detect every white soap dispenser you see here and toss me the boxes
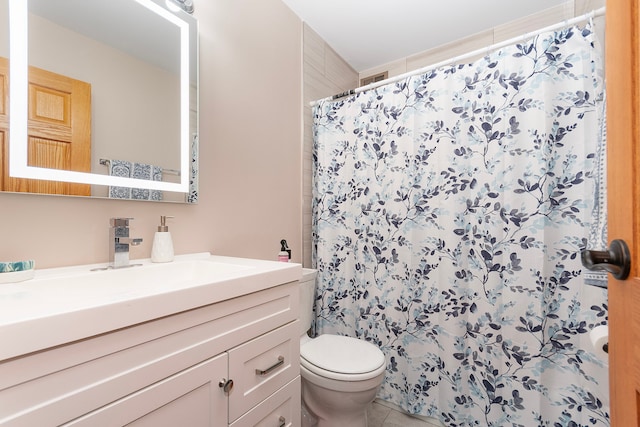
[151,216,174,263]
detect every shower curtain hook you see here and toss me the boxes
[588,9,595,28]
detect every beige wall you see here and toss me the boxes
[0,0,303,269]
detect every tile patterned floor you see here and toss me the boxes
[367,401,445,427]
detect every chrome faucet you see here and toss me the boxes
[109,218,143,269]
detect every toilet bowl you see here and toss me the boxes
[299,269,386,427]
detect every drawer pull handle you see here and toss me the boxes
[218,378,234,393]
[278,416,286,427]
[255,356,284,376]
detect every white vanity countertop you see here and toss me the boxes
[0,253,302,361]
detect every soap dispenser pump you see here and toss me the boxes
[151,216,174,263]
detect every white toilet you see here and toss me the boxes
[299,268,386,427]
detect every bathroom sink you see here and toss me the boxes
[0,253,301,360]
[91,258,254,289]
[1,257,254,305]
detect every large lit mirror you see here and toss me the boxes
[0,0,198,203]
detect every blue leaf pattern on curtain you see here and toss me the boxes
[312,24,608,426]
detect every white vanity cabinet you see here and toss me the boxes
[0,280,301,427]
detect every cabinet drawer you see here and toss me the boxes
[229,321,300,422]
[230,377,301,427]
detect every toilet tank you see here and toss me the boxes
[299,268,318,336]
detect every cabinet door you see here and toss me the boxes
[63,353,228,427]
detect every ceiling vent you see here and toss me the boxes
[360,71,388,87]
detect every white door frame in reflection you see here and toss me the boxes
[8,0,190,192]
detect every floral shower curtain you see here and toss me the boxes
[312,24,609,426]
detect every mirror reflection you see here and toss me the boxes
[0,0,198,203]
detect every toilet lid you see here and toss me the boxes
[300,334,385,374]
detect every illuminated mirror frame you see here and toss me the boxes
[9,0,191,192]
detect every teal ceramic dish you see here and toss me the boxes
[0,260,35,284]
[0,260,35,273]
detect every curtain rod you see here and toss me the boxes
[310,6,606,107]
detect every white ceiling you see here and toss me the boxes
[281,0,572,72]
